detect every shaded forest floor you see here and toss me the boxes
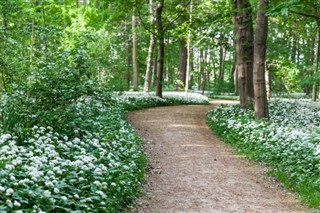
[128,101,310,213]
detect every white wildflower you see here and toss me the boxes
[53,188,60,193]
[6,188,14,195]
[93,181,101,186]
[5,164,14,171]
[45,181,54,188]
[13,200,21,207]
[43,190,51,197]
[61,196,68,202]
[0,134,12,143]
[6,199,13,208]
[315,145,320,155]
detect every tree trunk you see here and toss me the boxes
[124,21,131,89]
[233,65,239,95]
[185,0,193,93]
[132,8,139,91]
[152,50,158,87]
[253,0,269,119]
[177,38,188,90]
[30,18,35,76]
[202,48,209,95]
[144,0,155,92]
[265,61,271,99]
[232,0,254,109]
[313,22,320,101]
[219,44,225,81]
[199,48,205,91]
[155,0,164,98]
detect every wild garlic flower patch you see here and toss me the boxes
[269,99,320,128]
[117,91,209,105]
[0,92,209,212]
[162,92,209,104]
[207,102,320,195]
[0,97,145,212]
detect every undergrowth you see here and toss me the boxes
[0,91,208,212]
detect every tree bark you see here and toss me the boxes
[177,38,187,90]
[155,0,164,98]
[185,0,193,93]
[219,44,225,81]
[265,61,271,99]
[232,0,254,109]
[132,7,139,91]
[152,50,158,87]
[313,22,320,101]
[124,21,131,89]
[253,0,269,119]
[144,0,155,92]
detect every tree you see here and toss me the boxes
[132,6,139,91]
[177,38,187,90]
[144,0,155,92]
[232,0,254,109]
[155,0,164,97]
[253,0,269,119]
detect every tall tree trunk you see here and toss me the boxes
[313,22,320,101]
[232,0,254,109]
[155,0,164,98]
[132,7,139,91]
[304,36,313,95]
[152,50,158,87]
[144,0,155,92]
[199,48,205,91]
[30,18,35,76]
[202,47,209,95]
[177,38,187,90]
[219,44,225,81]
[124,21,131,89]
[185,0,193,92]
[265,61,271,99]
[253,0,269,119]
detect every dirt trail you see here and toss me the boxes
[128,102,309,213]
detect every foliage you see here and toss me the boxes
[207,100,320,208]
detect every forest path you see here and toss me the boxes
[128,101,309,213]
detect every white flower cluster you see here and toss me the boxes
[117,91,209,104]
[0,97,145,212]
[269,99,320,129]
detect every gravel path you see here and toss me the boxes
[128,102,309,213]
